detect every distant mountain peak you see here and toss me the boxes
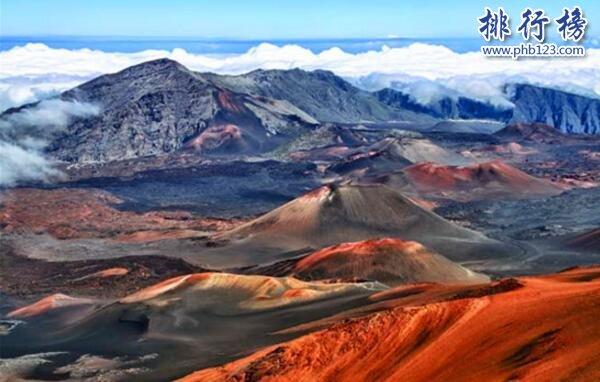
[39,60,324,162]
[124,57,190,73]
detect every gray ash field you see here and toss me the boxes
[65,160,322,217]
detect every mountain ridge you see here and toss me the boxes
[3,58,599,166]
[375,82,600,134]
[48,59,322,162]
[206,68,434,123]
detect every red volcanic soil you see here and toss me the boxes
[0,188,240,240]
[217,90,244,113]
[292,238,488,285]
[81,267,129,278]
[187,124,242,152]
[181,266,600,382]
[403,160,564,201]
[119,273,210,303]
[566,228,600,252]
[7,293,93,319]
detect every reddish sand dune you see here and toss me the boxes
[120,272,373,312]
[7,273,373,320]
[292,238,488,285]
[181,266,600,382]
[402,160,563,201]
[0,188,240,240]
[7,294,93,319]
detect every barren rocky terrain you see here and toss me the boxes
[1,60,599,381]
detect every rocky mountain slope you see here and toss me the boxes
[509,83,600,135]
[47,59,320,162]
[3,59,598,168]
[208,69,433,123]
[1,60,438,164]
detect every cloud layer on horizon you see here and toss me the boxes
[1,42,600,111]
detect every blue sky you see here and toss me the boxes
[1,0,598,39]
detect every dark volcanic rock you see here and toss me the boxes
[0,246,206,303]
[69,160,323,218]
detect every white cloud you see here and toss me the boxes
[0,74,91,111]
[0,99,99,131]
[0,99,99,186]
[352,73,523,109]
[0,141,62,187]
[350,68,600,108]
[1,42,599,111]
